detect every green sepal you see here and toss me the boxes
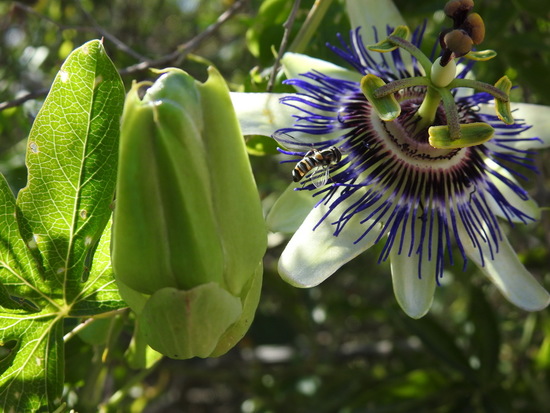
[117,261,263,360]
[139,283,242,359]
[464,49,497,61]
[114,274,150,315]
[367,25,410,52]
[361,74,401,121]
[428,122,494,149]
[494,75,514,125]
[245,135,280,156]
[210,261,263,357]
[112,70,224,294]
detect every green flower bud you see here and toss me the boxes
[112,68,266,359]
[113,71,224,293]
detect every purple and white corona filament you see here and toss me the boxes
[270,20,550,317]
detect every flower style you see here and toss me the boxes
[232,0,550,318]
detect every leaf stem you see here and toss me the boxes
[289,0,335,54]
[268,0,302,91]
[100,358,163,411]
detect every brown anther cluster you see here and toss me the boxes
[439,0,485,66]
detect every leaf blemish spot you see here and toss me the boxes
[94,75,104,89]
[28,236,38,249]
[29,142,39,153]
[80,209,88,219]
[60,70,70,83]
[57,267,65,274]
[84,236,93,246]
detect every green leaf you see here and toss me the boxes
[399,315,475,379]
[245,135,280,156]
[467,285,500,383]
[0,39,125,411]
[0,174,43,315]
[245,0,292,65]
[0,172,63,411]
[0,316,64,412]
[16,40,123,298]
[69,220,125,316]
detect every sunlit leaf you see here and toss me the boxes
[0,39,125,411]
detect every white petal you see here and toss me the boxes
[453,63,476,99]
[345,0,406,45]
[345,0,411,72]
[483,158,540,223]
[512,103,550,147]
[480,102,550,151]
[281,52,362,84]
[278,196,385,288]
[457,223,550,311]
[390,219,437,319]
[230,92,294,136]
[266,184,318,233]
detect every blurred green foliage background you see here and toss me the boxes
[1,0,549,411]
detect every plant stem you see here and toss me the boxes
[289,0,335,54]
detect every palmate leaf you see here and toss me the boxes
[0,39,125,412]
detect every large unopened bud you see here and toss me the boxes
[112,68,266,359]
